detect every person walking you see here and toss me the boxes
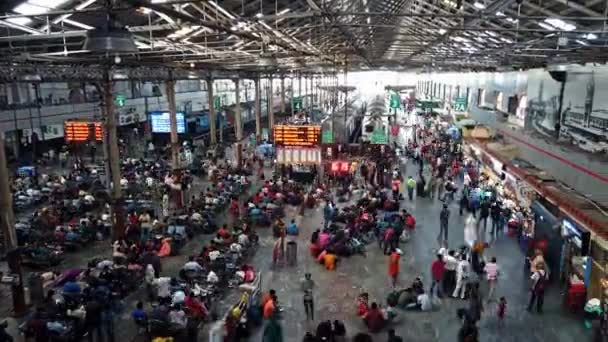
[301,273,315,320]
[527,262,547,313]
[478,200,490,236]
[429,175,437,200]
[452,254,470,299]
[383,226,396,255]
[101,302,115,342]
[459,189,468,216]
[439,204,450,245]
[443,249,459,294]
[430,254,446,298]
[85,296,102,342]
[387,328,403,342]
[497,297,507,328]
[262,314,283,342]
[406,176,416,201]
[490,201,502,239]
[468,283,483,324]
[483,257,500,302]
[388,248,402,288]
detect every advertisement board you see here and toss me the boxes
[149,111,186,133]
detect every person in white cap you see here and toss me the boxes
[388,248,403,288]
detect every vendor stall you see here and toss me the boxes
[561,218,591,294]
[589,238,608,301]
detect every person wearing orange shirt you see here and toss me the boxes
[324,251,337,271]
[263,294,277,319]
[388,248,402,288]
[261,289,276,309]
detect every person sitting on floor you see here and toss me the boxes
[323,250,338,271]
[286,219,299,236]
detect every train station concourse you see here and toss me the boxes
[0,0,608,341]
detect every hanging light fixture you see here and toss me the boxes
[83,0,137,53]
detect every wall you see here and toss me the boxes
[414,65,608,203]
[0,79,261,133]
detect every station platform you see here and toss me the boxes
[0,158,596,342]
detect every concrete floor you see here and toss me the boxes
[1,163,593,341]
[246,166,592,342]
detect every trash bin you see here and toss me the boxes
[286,241,297,266]
[28,273,44,303]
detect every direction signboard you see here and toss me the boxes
[292,97,303,111]
[115,94,126,107]
[453,97,467,112]
[322,130,334,143]
[371,129,388,144]
[389,91,401,109]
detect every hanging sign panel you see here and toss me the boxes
[453,97,468,112]
[371,129,388,144]
[64,121,103,142]
[273,125,321,147]
[322,130,334,143]
[276,147,321,164]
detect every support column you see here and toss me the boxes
[207,78,217,145]
[0,131,25,315]
[298,74,302,99]
[254,77,261,141]
[102,74,125,241]
[165,79,179,169]
[233,79,243,167]
[290,76,295,117]
[268,76,274,130]
[303,75,307,111]
[280,76,286,114]
[309,75,313,113]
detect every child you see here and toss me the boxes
[497,296,507,327]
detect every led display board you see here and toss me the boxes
[149,111,186,133]
[64,121,103,142]
[273,125,321,147]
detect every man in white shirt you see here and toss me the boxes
[441,249,459,294]
[183,256,203,273]
[191,211,203,223]
[418,293,432,311]
[154,277,171,300]
[169,307,187,328]
[238,233,250,246]
[452,255,470,299]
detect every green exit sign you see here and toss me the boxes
[115,94,126,107]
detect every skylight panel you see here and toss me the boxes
[29,0,69,7]
[544,18,576,31]
[6,17,32,26]
[13,0,70,15]
[585,33,598,40]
